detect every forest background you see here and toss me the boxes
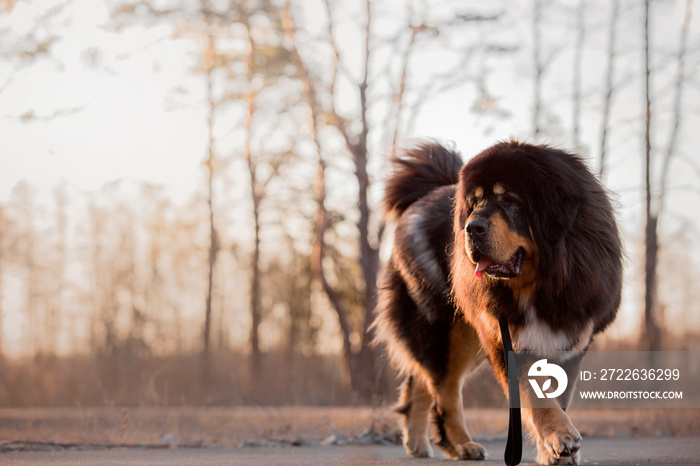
[0,0,699,408]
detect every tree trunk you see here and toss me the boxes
[645,0,693,351]
[352,0,379,401]
[643,215,661,350]
[243,21,262,387]
[641,0,661,351]
[201,33,218,396]
[354,133,379,399]
[49,186,68,357]
[311,162,356,398]
[248,186,262,390]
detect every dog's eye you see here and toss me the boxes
[502,194,520,207]
[463,197,474,213]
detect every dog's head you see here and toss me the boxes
[455,141,583,281]
[462,182,532,279]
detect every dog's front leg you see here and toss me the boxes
[432,375,487,461]
[523,404,581,465]
[430,320,487,460]
[522,354,585,465]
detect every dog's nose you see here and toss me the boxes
[466,218,489,238]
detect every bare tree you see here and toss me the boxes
[48,184,69,355]
[282,0,376,398]
[340,0,381,399]
[111,0,299,398]
[284,0,501,399]
[530,0,568,141]
[642,0,659,351]
[657,0,693,216]
[281,3,355,396]
[201,28,220,393]
[571,0,586,149]
[239,6,283,389]
[231,1,300,390]
[598,0,620,176]
[109,0,228,394]
[641,0,694,351]
[242,35,263,390]
[7,183,41,356]
[532,0,545,138]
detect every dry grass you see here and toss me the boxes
[0,406,697,447]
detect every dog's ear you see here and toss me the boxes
[532,188,581,243]
[527,165,583,243]
[520,147,585,243]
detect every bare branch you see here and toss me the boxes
[386,21,418,155]
[320,0,359,156]
[322,0,341,106]
[533,0,544,138]
[599,0,620,176]
[14,104,90,123]
[657,0,693,216]
[571,0,586,149]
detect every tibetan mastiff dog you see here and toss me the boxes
[372,141,622,464]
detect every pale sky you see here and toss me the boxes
[2,0,698,205]
[1,0,207,204]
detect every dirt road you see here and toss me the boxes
[2,436,699,465]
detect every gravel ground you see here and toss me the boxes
[2,435,700,465]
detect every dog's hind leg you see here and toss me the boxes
[396,375,434,458]
[431,320,487,460]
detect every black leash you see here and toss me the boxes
[498,315,522,466]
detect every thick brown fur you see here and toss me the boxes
[372,140,622,464]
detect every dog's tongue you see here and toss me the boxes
[475,260,492,279]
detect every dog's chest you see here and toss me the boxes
[512,307,595,355]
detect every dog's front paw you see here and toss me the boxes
[536,451,581,465]
[404,434,433,458]
[536,426,581,464]
[456,441,487,460]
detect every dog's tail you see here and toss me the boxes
[384,142,463,220]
